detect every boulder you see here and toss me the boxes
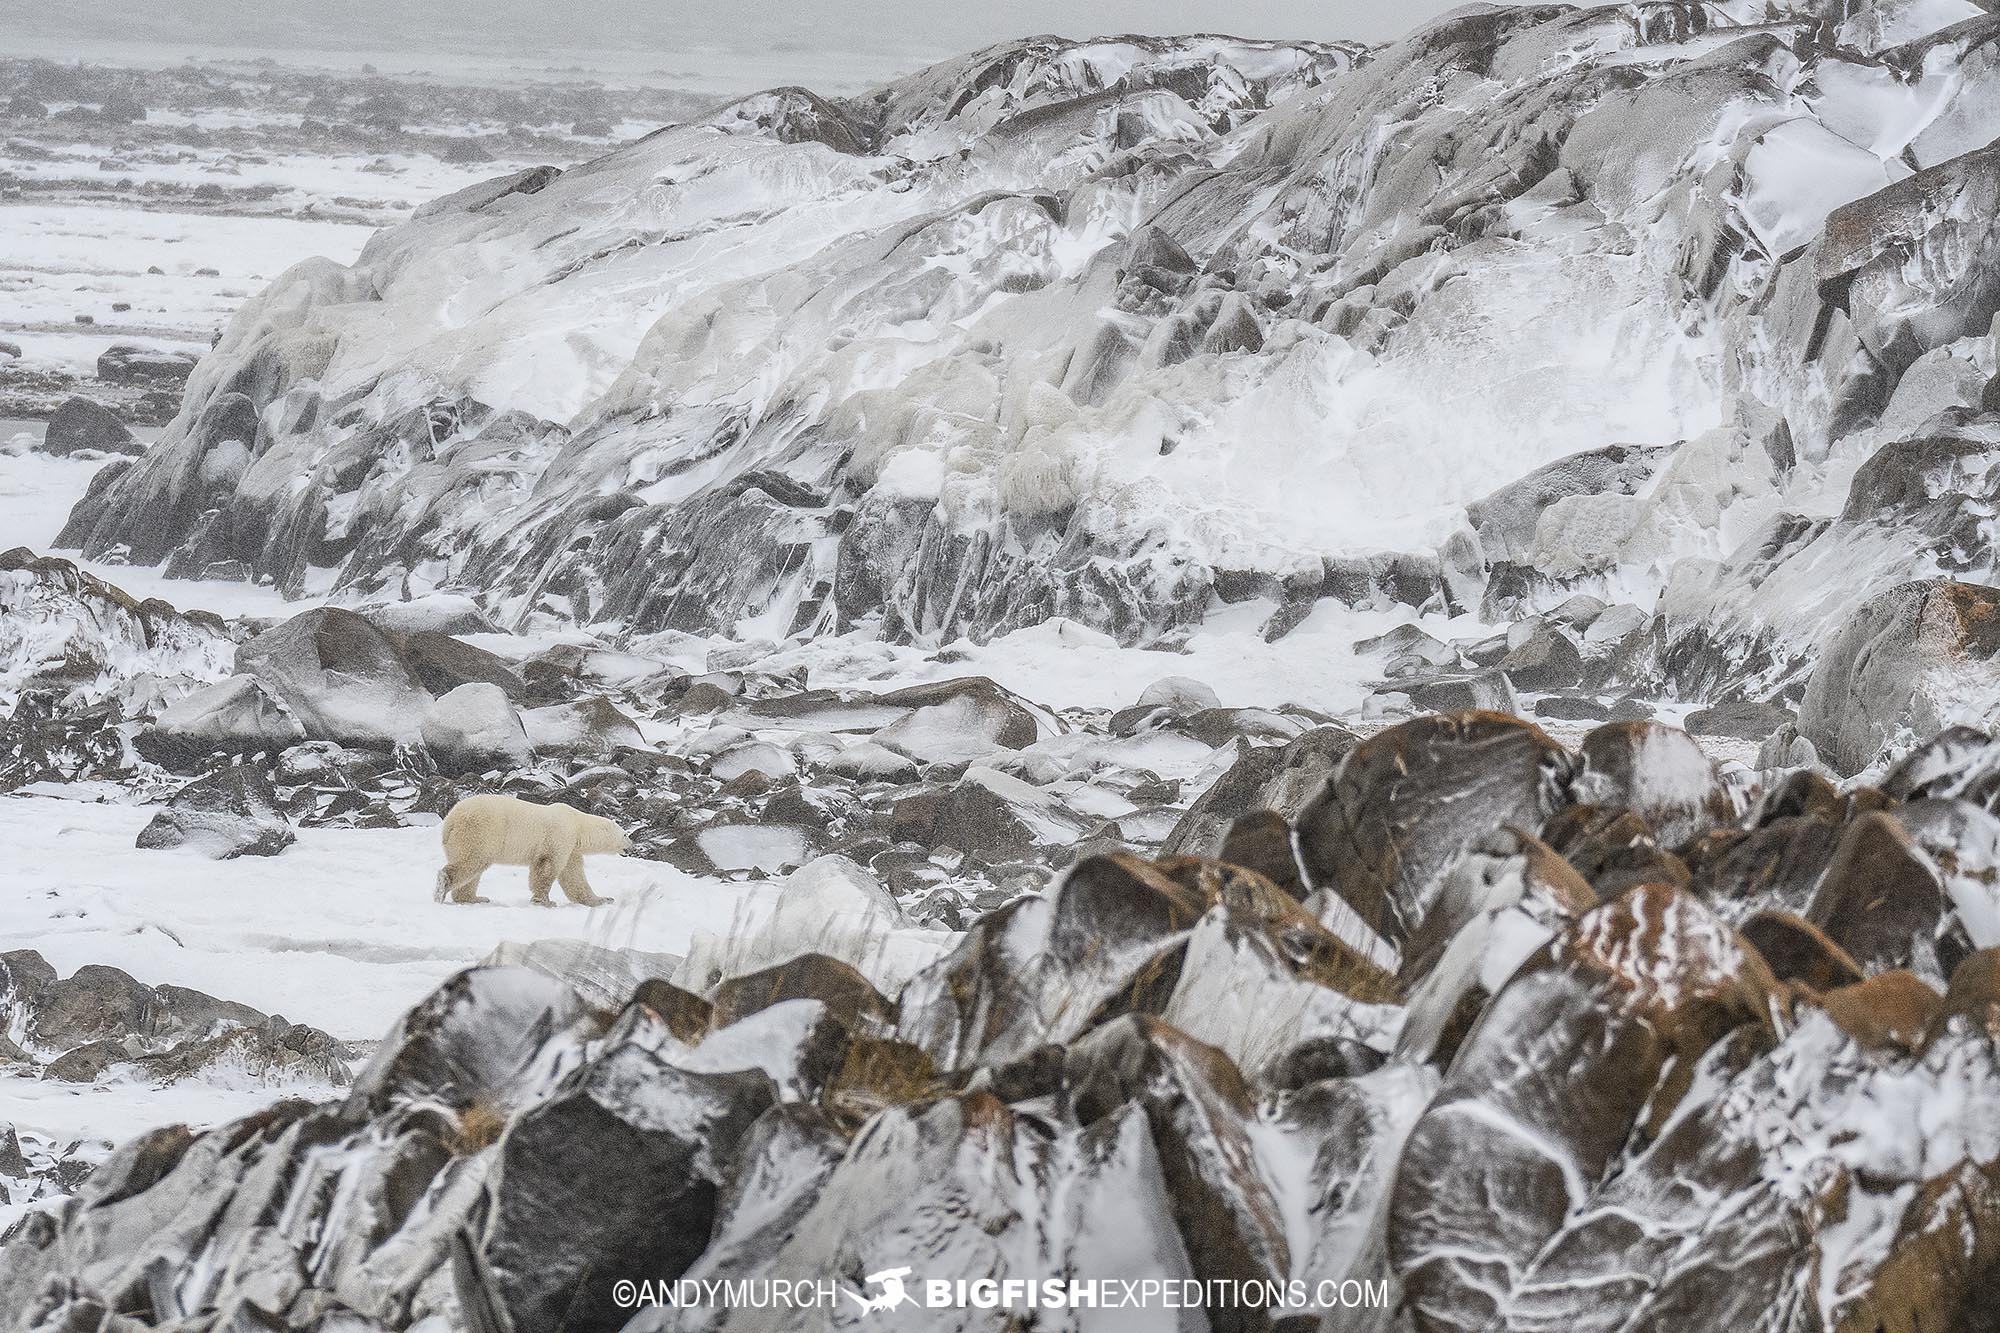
[482,1044,778,1332]
[40,398,139,457]
[1684,697,1793,741]
[1139,674,1223,713]
[1399,669,1518,714]
[358,593,498,636]
[1390,884,1778,1331]
[1819,137,2000,374]
[392,629,525,700]
[709,953,896,1035]
[94,344,199,386]
[676,856,925,996]
[1466,443,1673,562]
[420,682,533,776]
[1295,711,1575,948]
[1495,623,1585,691]
[1570,721,1730,847]
[896,860,1182,1069]
[346,965,599,1122]
[891,766,1077,859]
[134,764,295,858]
[1798,579,2000,773]
[1162,724,1361,856]
[709,740,796,783]
[141,673,306,764]
[519,694,644,757]
[236,607,433,749]
[873,677,1045,765]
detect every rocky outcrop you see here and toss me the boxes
[0,949,351,1091]
[52,7,2000,672]
[0,549,229,704]
[15,708,2000,1333]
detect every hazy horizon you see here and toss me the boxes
[16,0,1483,79]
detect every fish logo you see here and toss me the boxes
[846,1266,916,1315]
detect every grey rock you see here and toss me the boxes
[1161,725,1361,857]
[134,764,296,858]
[1798,579,2000,773]
[40,398,139,457]
[95,344,199,386]
[1466,443,1674,562]
[1296,711,1574,947]
[236,607,434,749]
[1685,697,1795,742]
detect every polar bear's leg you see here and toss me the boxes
[441,862,490,905]
[557,853,612,907]
[528,855,558,907]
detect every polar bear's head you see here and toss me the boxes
[581,813,632,856]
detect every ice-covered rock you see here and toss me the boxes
[419,681,533,775]
[235,606,433,749]
[1138,674,1222,713]
[1571,720,1733,846]
[141,672,305,763]
[0,549,230,707]
[1799,579,2000,773]
[1296,711,1575,949]
[134,763,296,858]
[870,677,1049,764]
[1390,883,1781,1332]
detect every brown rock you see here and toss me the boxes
[1816,971,1942,1054]
[1738,912,1865,992]
[1296,711,1574,947]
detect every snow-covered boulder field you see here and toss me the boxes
[3,706,1999,1333]
[46,2,2000,772]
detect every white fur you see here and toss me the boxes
[435,794,630,906]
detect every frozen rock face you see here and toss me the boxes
[14,709,2000,1333]
[0,549,230,708]
[54,6,2000,676]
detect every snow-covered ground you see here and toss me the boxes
[0,776,796,1231]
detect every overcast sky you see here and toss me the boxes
[26,0,1474,62]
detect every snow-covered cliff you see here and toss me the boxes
[53,1,2000,760]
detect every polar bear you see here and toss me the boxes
[435,794,630,907]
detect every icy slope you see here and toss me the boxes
[53,3,2000,760]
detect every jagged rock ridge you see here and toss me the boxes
[5,707,2000,1332]
[53,3,2000,721]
